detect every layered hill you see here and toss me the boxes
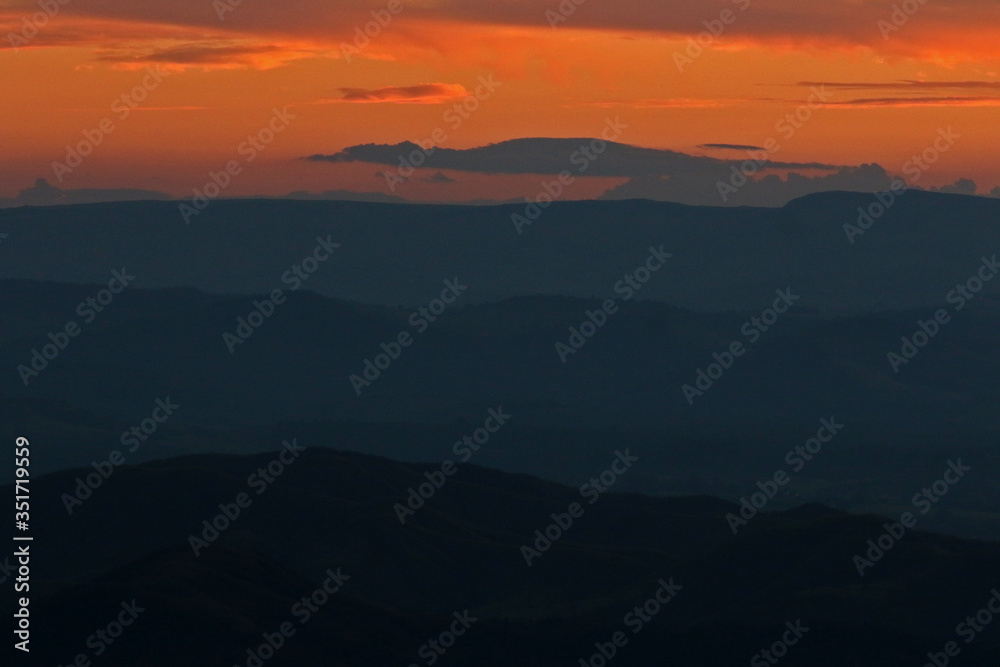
[12,448,1000,666]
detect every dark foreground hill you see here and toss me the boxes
[10,448,1000,666]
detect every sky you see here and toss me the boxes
[1,0,999,203]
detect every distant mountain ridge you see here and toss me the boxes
[2,279,999,543]
[0,178,172,207]
[2,191,998,315]
[0,178,411,209]
[2,280,998,435]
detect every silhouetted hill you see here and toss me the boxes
[3,278,999,540]
[2,281,998,434]
[2,192,999,314]
[13,449,1000,665]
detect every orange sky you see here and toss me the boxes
[1,0,999,201]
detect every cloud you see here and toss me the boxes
[3,0,1000,62]
[86,41,325,69]
[332,84,469,104]
[94,44,283,64]
[788,81,1000,108]
[0,11,326,69]
[302,137,917,207]
[798,80,1000,91]
[307,137,989,207]
[305,137,842,177]
[586,98,756,109]
[933,178,978,195]
[827,96,1000,108]
[698,143,768,151]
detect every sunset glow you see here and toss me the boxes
[3,0,999,200]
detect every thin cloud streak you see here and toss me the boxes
[798,80,1000,91]
[328,84,469,104]
[827,96,1000,108]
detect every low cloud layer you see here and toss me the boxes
[305,137,1000,207]
[306,138,840,178]
[699,143,768,151]
[305,138,903,207]
[335,84,469,104]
